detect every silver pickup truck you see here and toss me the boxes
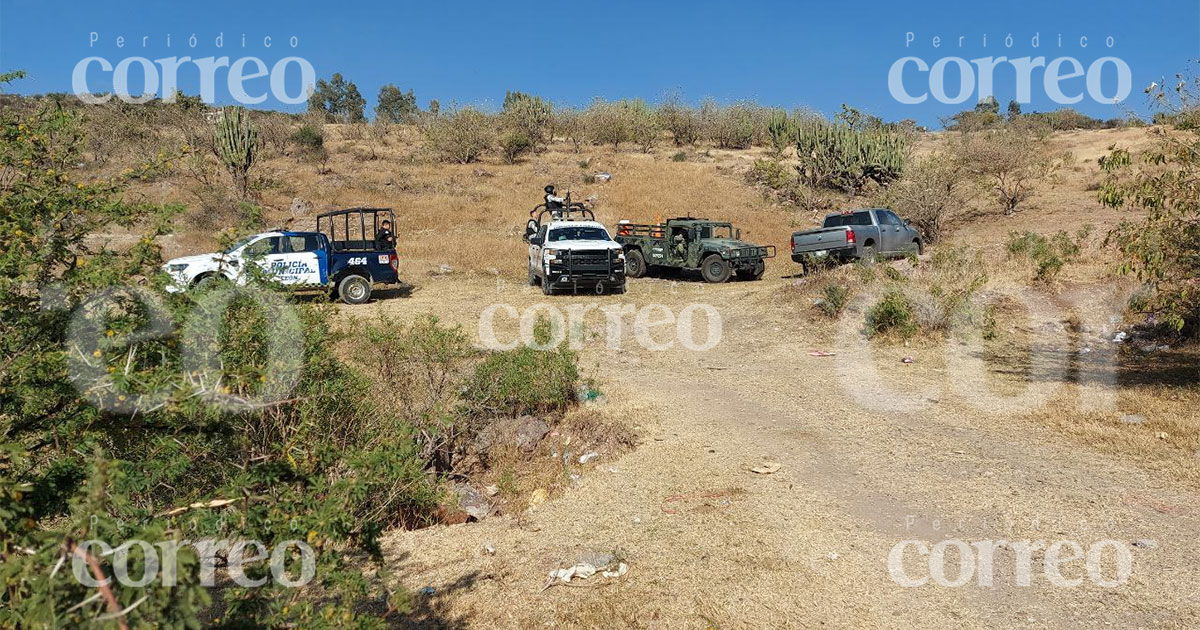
[790,208,922,271]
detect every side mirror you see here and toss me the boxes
[736,228,742,240]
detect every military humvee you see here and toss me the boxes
[613,217,776,283]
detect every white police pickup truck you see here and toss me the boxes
[524,214,626,295]
[163,208,402,304]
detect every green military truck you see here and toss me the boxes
[613,217,776,283]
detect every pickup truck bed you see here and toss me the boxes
[790,208,922,270]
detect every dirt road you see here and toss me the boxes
[365,274,1200,629]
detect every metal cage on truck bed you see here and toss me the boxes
[317,207,396,251]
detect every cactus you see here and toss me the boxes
[766,109,796,156]
[795,119,907,193]
[214,106,258,197]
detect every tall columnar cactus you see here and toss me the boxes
[215,106,258,197]
[795,119,908,193]
[766,109,796,156]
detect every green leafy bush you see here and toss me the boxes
[817,283,850,318]
[500,131,533,164]
[1006,230,1082,281]
[463,345,579,417]
[422,107,495,164]
[866,289,917,338]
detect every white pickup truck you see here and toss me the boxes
[525,219,626,295]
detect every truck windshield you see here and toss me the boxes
[823,212,873,227]
[225,235,256,253]
[700,225,734,239]
[549,226,610,242]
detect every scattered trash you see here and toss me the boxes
[827,551,840,561]
[593,172,612,182]
[1131,539,1158,549]
[543,551,627,590]
[435,263,453,275]
[749,460,782,475]
[482,543,496,556]
[484,484,499,497]
[578,451,599,464]
[1080,347,1092,353]
[576,384,605,406]
[901,356,914,364]
[1120,414,1146,425]
[1111,331,1128,343]
[808,350,836,357]
[419,586,435,596]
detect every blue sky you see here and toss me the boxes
[1,0,1197,127]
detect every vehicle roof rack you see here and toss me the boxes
[530,203,595,226]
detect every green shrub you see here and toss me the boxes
[817,283,850,318]
[670,150,687,162]
[291,123,325,151]
[422,107,495,164]
[1006,230,1081,281]
[0,85,450,628]
[500,131,533,163]
[866,289,917,338]
[463,345,579,417]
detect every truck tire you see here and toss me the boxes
[860,244,877,264]
[194,273,218,289]
[738,260,765,280]
[625,249,647,278]
[338,275,372,305]
[700,254,732,283]
[541,274,554,296]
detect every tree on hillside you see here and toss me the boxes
[952,127,1054,215]
[307,73,366,123]
[1099,71,1200,333]
[1007,100,1022,120]
[658,91,700,146]
[501,90,553,147]
[375,84,419,124]
[876,153,968,243]
[945,97,1004,131]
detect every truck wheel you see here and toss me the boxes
[541,274,554,296]
[700,254,732,283]
[625,249,647,278]
[338,275,372,304]
[861,244,878,264]
[194,273,217,289]
[738,260,765,280]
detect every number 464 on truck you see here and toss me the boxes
[162,208,401,304]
